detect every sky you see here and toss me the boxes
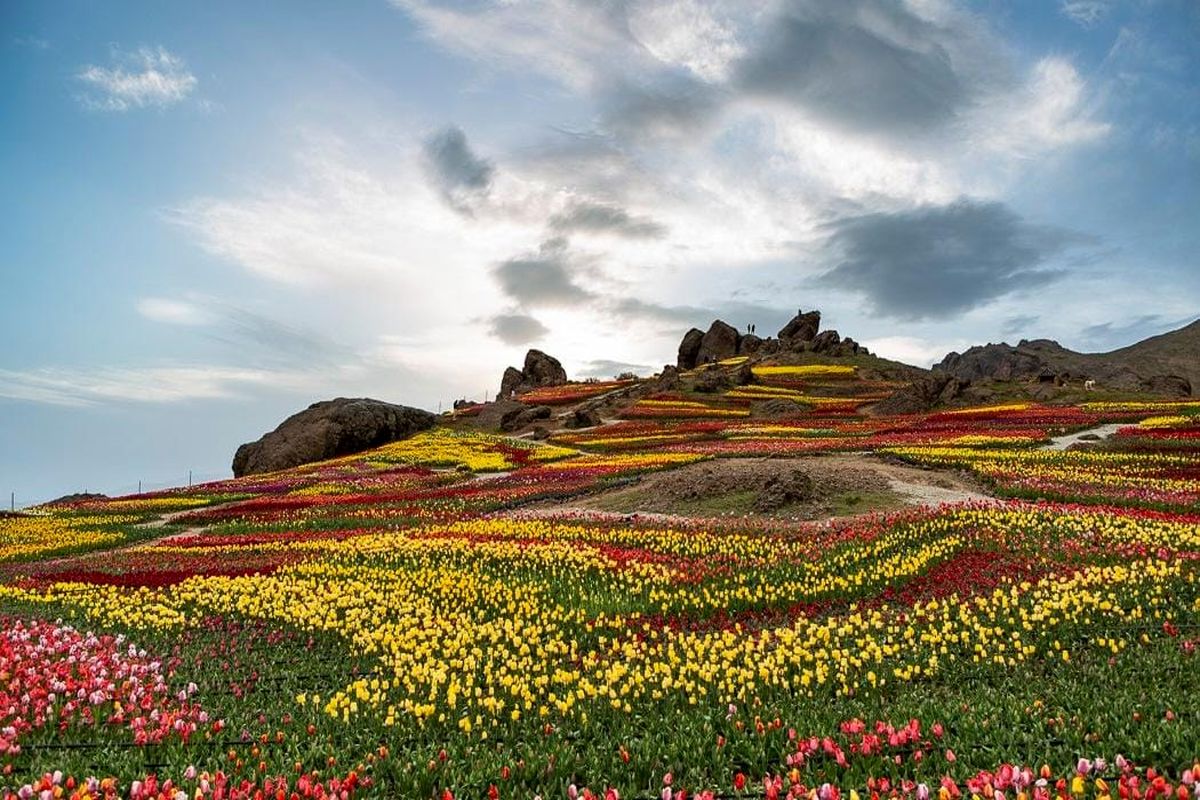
[1,0,1198,504]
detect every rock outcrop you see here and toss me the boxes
[810,330,841,353]
[872,373,970,416]
[497,350,568,399]
[936,342,1052,383]
[672,308,871,372]
[564,407,603,429]
[523,349,568,386]
[696,320,741,364]
[499,404,552,433]
[778,310,821,344]
[232,398,436,477]
[677,328,705,370]
[737,333,764,356]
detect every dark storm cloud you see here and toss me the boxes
[487,313,549,345]
[550,200,666,239]
[733,0,972,135]
[820,199,1093,320]
[422,125,494,213]
[493,238,594,307]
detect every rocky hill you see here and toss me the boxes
[936,318,1200,397]
[227,312,1200,473]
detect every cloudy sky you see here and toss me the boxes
[2,0,1198,503]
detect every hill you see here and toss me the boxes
[936,318,1200,396]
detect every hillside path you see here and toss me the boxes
[1042,423,1125,451]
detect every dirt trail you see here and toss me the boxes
[1042,423,1125,451]
[885,477,992,506]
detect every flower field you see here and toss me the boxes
[3,403,1200,799]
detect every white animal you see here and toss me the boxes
[1084,379,1096,391]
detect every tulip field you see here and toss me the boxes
[4,392,1200,800]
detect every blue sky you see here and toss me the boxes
[1,0,1197,504]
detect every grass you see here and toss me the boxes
[827,489,908,517]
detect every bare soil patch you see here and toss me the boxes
[562,454,991,520]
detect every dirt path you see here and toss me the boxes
[885,477,992,506]
[1042,422,1125,451]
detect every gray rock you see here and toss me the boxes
[655,365,681,391]
[873,373,969,415]
[496,350,568,400]
[499,366,525,400]
[522,349,567,387]
[737,333,764,356]
[778,309,821,342]
[564,407,603,429]
[692,369,734,393]
[810,329,841,353]
[232,398,436,476]
[499,404,552,433]
[677,328,705,369]
[696,320,741,364]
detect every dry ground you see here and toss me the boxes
[542,454,991,521]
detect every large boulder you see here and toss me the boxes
[499,404,552,433]
[696,320,741,364]
[564,406,603,429]
[677,328,705,369]
[810,329,841,353]
[737,333,764,356]
[499,367,525,400]
[523,349,567,387]
[496,350,568,399]
[779,309,821,343]
[232,398,436,477]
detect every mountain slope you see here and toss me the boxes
[936,318,1200,396]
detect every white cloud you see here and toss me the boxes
[974,57,1111,157]
[76,46,197,111]
[0,366,285,407]
[1061,1,1111,27]
[627,0,752,83]
[861,336,967,368]
[137,297,213,325]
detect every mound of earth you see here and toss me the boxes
[232,398,436,476]
[569,455,990,520]
[42,492,109,506]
